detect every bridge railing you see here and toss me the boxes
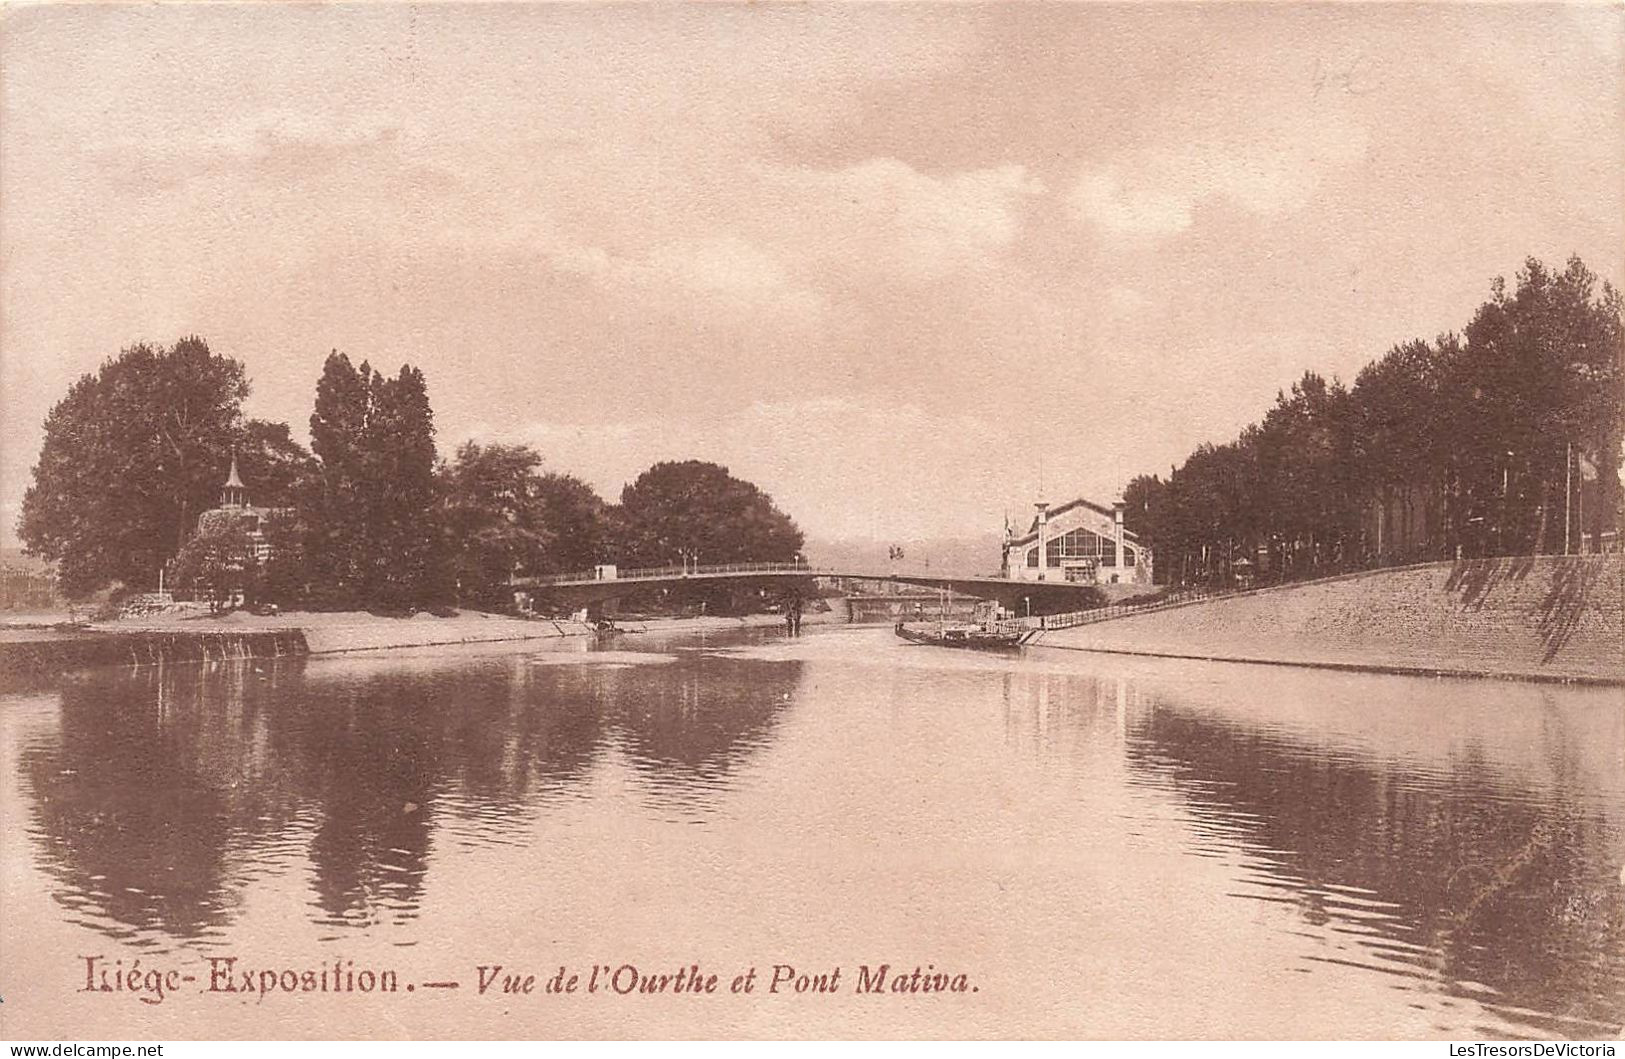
[1031,559,1498,632]
[527,560,819,586]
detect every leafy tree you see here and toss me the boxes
[439,442,554,607]
[438,443,613,606]
[237,419,318,509]
[1456,256,1622,554]
[1126,255,1622,585]
[1346,335,1461,560]
[18,337,249,597]
[170,520,259,612]
[533,472,609,574]
[259,509,310,606]
[615,460,803,567]
[1120,474,1169,583]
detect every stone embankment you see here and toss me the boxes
[0,606,839,680]
[0,610,598,679]
[1027,555,1624,685]
[0,628,309,677]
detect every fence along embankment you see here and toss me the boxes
[1026,555,1624,684]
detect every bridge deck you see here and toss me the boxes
[513,562,1106,608]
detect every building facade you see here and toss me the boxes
[1000,497,1153,586]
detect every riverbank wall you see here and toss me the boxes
[297,615,594,654]
[1027,555,1624,685]
[0,629,310,678]
[0,605,830,682]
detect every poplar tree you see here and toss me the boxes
[371,365,443,607]
[305,352,448,608]
[306,352,374,602]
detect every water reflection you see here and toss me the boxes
[1122,672,1625,1037]
[10,633,1622,1039]
[19,644,802,947]
[615,656,798,815]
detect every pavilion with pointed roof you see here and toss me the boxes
[195,452,276,563]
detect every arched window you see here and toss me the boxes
[1047,528,1112,565]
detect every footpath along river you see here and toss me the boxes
[1,625,1620,1040]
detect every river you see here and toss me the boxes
[2,625,1621,1039]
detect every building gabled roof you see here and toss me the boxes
[1006,496,1143,549]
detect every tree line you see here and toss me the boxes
[1122,256,1623,586]
[19,347,804,611]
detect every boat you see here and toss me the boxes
[893,620,1023,650]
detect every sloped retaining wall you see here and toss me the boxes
[1027,555,1624,684]
[0,629,309,679]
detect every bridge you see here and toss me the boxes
[512,561,1102,614]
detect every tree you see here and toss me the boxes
[533,473,609,574]
[1457,256,1622,554]
[170,520,259,612]
[439,442,554,607]
[370,365,444,607]
[1124,254,1622,579]
[305,352,374,601]
[304,352,449,609]
[259,509,311,606]
[615,460,803,567]
[18,337,249,597]
[1121,474,1169,583]
[237,419,318,509]
[439,443,614,606]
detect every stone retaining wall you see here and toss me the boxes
[0,629,309,680]
[1029,555,1624,684]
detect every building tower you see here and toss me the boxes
[220,452,247,509]
[1035,501,1050,581]
[1113,499,1126,572]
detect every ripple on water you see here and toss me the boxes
[528,651,678,667]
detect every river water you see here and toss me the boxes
[2,625,1621,1040]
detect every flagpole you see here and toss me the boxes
[1577,450,1585,553]
[1564,441,1572,556]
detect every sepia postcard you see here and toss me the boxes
[1,1,1622,1044]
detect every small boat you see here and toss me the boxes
[894,620,1023,651]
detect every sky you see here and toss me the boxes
[2,2,1621,550]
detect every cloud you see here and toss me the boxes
[1068,119,1369,237]
[764,157,1045,280]
[552,234,824,322]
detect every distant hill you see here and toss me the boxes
[802,534,1005,579]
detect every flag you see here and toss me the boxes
[1576,450,1598,482]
